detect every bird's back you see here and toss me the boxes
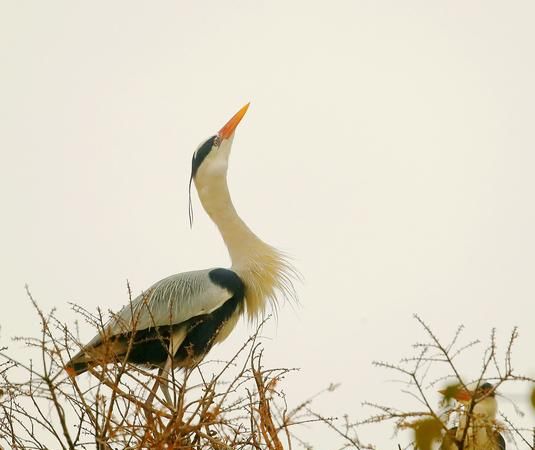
[66,268,245,375]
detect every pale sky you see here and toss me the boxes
[1,1,535,448]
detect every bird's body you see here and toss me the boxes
[67,268,245,374]
[442,426,505,450]
[440,383,505,450]
[65,104,296,395]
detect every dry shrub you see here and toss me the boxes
[0,288,362,450]
[358,315,535,450]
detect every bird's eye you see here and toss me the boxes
[213,136,221,147]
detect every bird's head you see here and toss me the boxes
[442,382,496,402]
[191,103,250,184]
[440,382,498,419]
[188,103,250,225]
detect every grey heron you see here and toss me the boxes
[440,382,505,450]
[65,104,296,404]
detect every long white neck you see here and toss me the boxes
[195,172,295,320]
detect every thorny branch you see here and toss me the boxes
[0,291,358,449]
[360,315,535,450]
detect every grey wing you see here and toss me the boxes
[87,269,232,346]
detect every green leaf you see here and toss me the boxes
[439,383,461,406]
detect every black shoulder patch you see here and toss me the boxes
[209,268,245,299]
[191,135,217,178]
[497,432,506,450]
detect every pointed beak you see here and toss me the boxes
[439,387,472,402]
[218,103,250,140]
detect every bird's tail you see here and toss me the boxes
[64,351,90,377]
[64,337,128,377]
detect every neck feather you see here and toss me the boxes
[195,174,297,320]
[474,397,497,421]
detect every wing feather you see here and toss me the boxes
[88,269,232,346]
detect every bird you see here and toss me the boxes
[65,103,297,404]
[440,382,505,450]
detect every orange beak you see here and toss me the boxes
[218,103,250,140]
[439,387,472,402]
